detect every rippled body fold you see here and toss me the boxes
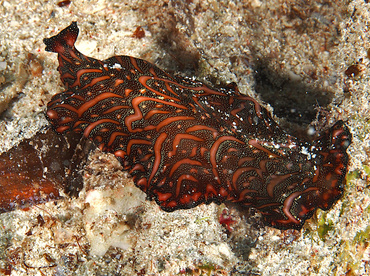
[44,22,351,230]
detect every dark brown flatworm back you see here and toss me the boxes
[44,22,351,230]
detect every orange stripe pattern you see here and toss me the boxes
[44,22,351,230]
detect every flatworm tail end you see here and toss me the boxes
[278,120,351,230]
[43,22,79,53]
[313,120,351,209]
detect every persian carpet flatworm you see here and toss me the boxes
[44,22,351,230]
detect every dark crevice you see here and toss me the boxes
[252,60,334,139]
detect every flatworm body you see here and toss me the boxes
[44,22,351,230]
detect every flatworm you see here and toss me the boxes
[44,22,351,230]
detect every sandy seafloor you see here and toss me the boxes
[0,0,369,275]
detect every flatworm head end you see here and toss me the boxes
[43,21,79,54]
[44,22,92,133]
